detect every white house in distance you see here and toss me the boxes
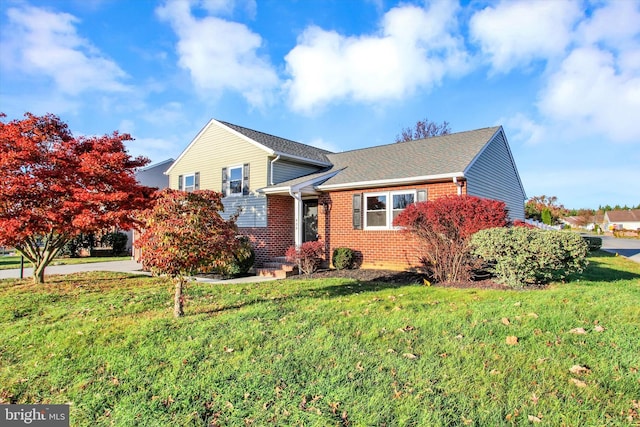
[604,209,640,231]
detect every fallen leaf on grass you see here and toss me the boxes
[224,346,234,353]
[569,365,591,375]
[531,393,539,405]
[403,353,418,359]
[528,312,539,318]
[528,414,542,423]
[501,317,510,325]
[506,336,519,345]
[569,328,587,334]
[594,325,605,332]
[570,378,587,387]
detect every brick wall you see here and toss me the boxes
[318,181,464,270]
[239,195,294,266]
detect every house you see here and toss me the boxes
[136,158,174,189]
[604,209,640,231]
[165,119,526,272]
[131,159,174,256]
[561,214,604,231]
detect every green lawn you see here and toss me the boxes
[0,256,131,270]
[1,251,638,426]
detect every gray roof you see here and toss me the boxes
[263,126,501,191]
[220,121,333,165]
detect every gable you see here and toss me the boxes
[167,120,269,192]
[465,128,526,220]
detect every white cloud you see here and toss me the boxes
[0,5,129,95]
[503,113,547,146]
[156,0,278,107]
[469,0,582,73]
[538,46,640,143]
[284,1,469,113]
[575,1,640,49]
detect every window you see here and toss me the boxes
[365,193,387,228]
[184,174,195,192]
[222,164,250,197]
[229,166,242,195]
[178,172,199,192]
[363,190,416,229]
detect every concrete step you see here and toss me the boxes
[256,268,296,279]
[262,261,296,271]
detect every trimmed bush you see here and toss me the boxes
[582,236,602,251]
[394,195,509,283]
[286,241,324,275]
[215,236,255,277]
[332,247,355,270]
[471,228,589,288]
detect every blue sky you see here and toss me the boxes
[1,0,638,210]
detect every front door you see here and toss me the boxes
[302,199,318,242]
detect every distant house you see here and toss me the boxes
[561,214,604,231]
[165,119,526,273]
[130,159,174,255]
[136,158,174,189]
[604,209,640,231]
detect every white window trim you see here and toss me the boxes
[364,190,417,230]
[227,164,243,197]
[183,172,196,192]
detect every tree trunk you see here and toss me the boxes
[33,262,46,284]
[174,278,185,317]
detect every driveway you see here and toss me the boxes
[598,235,640,263]
[0,259,277,283]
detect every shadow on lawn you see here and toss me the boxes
[199,274,420,315]
[578,252,640,283]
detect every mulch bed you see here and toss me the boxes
[294,268,512,290]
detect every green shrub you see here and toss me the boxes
[582,236,602,251]
[471,228,589,288]
[215,236,255,277]
[332,247,355,270]
[101,232,128,255]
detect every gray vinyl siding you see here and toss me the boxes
[465,130,526,221]
[221,194,267,228]
[271,159,324,184]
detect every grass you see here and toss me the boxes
[0,256,131,270]
[1,251,639,426]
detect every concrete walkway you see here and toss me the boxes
[0,259,278,283]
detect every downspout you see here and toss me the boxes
[453,176,465,196]
[270,154,281,186]
[289,188,303,247]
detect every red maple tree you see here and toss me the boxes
[134,189,240,317]
[0,113,154,283]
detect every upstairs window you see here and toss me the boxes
[222,164,250,197]
[229,166,242,195]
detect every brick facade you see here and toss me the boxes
[241,181,465,270]
[239,195,294,266]
[317,181,464,270]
